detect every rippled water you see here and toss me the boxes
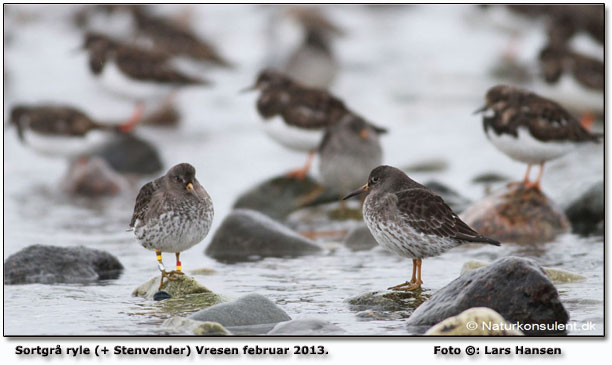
[3,4,604,336]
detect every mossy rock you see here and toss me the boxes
[162,317,230,336]
[347,290,431,320]
[425,307,524,336]
[133,275,212,299]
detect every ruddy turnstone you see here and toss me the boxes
[81,32,209,124]
[318,114,385,206]
[244,69,372,179]
[537,44,603,117]
[475,85,601,189]
[131,6,232,68]
[343,165,500,291]
[9,104,134,158]
[129,163,214,290]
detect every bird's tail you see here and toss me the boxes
[457,233,501,246]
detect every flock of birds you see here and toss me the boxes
[6,5,603,293]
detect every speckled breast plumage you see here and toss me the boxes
[362,192,461,259]
[134,195,214,253]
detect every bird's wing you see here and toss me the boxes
[281,89,348,129]
[520,93,600,142]
[116,47,206,85]
[129,179,159,227]
[394,189,499,245]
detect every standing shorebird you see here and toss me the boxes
[129,163,214,290]
[343,166,500,291]
[475,85,601,190]
[318,114,385,209]
[81,32,209,127]
[244,69,370,179]
[280,7,343,89]
[131,6,232,68]
[9,104,134,158]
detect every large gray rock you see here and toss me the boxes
[564,181,603,236]
[406,257,569,335]
[91,133,163,176]
[342,224,378,251]
[205,209,322,261]
[233,175,339,220]
[61,157,129,197]
[4,244,123,284]
[189,294,291,330]
[268,319,346,335]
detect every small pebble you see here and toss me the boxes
[153,291,172,301]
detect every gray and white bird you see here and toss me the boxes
[318,114,385,202]
[343,166,500,291]
[129,163,214,290]
[475,85,601,190]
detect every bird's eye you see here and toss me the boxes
[370,176,380,184]
[175,176,182,182]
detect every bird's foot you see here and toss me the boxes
[286,168,309,180]
[164,270,184,281]
[388,280,422,291]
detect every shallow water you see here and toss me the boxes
[3,4,604,336]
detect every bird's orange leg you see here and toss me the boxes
[119,102,145,133]
[580,112,595,131]
[286,150,315,180]
[167,252,184,277]
[525,162,544,190]
[388,259,422,291]
[522,164,532,186]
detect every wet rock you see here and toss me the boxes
[461,260,586,284]
[425,307,524,336]
[4,244,123,284]
[91,133,163,176]
[403,158,449,173]
[423,180,472,213]
[133,274,212,299]
[471,172,511,184]
[189,294,291,331]
[563,181,603,236]
[133,275,226,315]
[347,290,430,321]
[285,201,362,242]
[461,184,570,244]
[205,209,322,261]
[267,319,346,335]
[161,317,230,336]
[233,175,339,220]
[61,157,129,196]
[343,224,378,251]
[406,257,569,335]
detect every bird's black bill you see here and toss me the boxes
[472,105,488,115]
[343,184,368,200]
